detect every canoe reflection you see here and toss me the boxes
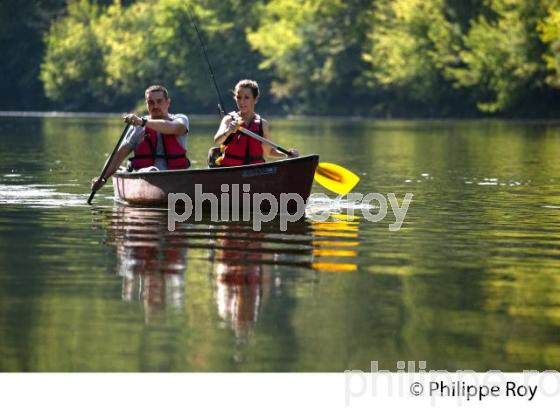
[212,230,271,340]
[102,206,360,327]
[108,208,187,323]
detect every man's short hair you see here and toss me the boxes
[145,85,169,100]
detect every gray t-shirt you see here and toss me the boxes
[121,113,189,170]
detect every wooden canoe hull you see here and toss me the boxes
[112,154,319,210]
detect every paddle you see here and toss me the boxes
[237,125,360,195]
[87,124,130,204]
[187,9,359,195]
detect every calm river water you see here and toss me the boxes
[0,116,559,371]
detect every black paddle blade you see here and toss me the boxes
[87,190,95,205]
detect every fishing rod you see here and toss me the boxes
[186,9,360,195]
[187,9,228,117]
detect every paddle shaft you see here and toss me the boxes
[238,126,291,156]
[236,127,354,189]
[87,124,130,204]
[238,125,356,188]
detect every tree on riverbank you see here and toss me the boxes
[0,1,66,110]
[8,0,560,116]
[40,0,271,113]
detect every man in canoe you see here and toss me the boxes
[91,85,190,191]
[210,79,298,167]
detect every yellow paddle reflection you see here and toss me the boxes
[309,218,360,272]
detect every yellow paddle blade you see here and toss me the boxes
[314,162,360,195]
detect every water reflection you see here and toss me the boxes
[209,228,276,363]
[212,229,271,339]
[104,206,187,323]
[102,206,361,331]
[4,117,560,371]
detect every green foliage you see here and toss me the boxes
[362,0,466,113]
[0,0,66,109]
[95,0,230,109]
[41,0,106,109]
[10,0,560,116]
[247,0,374,114]
[447,0,553,113]
[361,0,560,115]
[539,5,560,88]
[40,0,268,112]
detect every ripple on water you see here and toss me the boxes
[0,183,87,207]
[306,195,376,217]
[102,206,363,275]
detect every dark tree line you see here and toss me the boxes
[3,0,560,117]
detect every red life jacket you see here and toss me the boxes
[216,113,265,167]
[130,126,190,170]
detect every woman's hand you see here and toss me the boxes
[225,116,241,135]
[287,148,299,158]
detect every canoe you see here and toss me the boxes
[112,154,319,211]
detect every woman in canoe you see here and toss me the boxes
[210,79,298,167]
